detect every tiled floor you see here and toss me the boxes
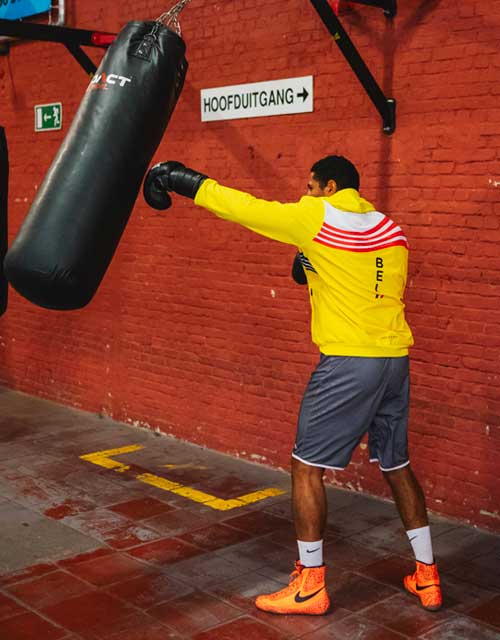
[0,388,499,639]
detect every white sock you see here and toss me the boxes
[297,539,323,567]
[406,525,434,564]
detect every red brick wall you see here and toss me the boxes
[0,0,499,531]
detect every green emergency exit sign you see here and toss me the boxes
[34,103,62,132]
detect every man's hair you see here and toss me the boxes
[311,155,360,191]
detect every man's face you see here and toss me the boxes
[306,172,337,197]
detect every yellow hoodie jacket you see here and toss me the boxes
[195,179,413,357]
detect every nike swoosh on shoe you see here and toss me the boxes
[294,587,325,603]
[416,583,439,591]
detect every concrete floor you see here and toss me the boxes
[0,387,499,639]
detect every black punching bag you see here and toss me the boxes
[4,21,187,310]
[0,127,8,316]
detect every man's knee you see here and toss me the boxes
[383,464,412,481]
[382,465,424,497]
[291,457,325,482]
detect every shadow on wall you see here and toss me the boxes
[177,2,444,213]
[2,55,27,111]
[346,0,442,212]
[180,78,306,198]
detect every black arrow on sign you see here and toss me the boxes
[297,87,309,102]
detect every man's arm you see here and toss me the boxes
[195,179,322,246]
[143,162,323,247]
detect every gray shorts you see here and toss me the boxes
[292,355,410,472]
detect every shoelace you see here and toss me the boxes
[417,564,439,585]
[289,561,303,583]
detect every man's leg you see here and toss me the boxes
[382,464,428,530]
[255,354,356,616]
[383,464,442,611]
[292,457,326,569]
[292,457,326,540]
[254,457,330,615]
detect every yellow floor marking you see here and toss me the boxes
[137,472,285,510]
[163,464,209,470]
[81,445,286,510]
[79,444,144,473]
[205,488,286,511]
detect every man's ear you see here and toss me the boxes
[325,179,337,195]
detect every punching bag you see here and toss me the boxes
[0,127,8,316]
[4,20,187,310]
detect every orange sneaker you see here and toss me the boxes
[255,561,330,615]
[404,561,442,611]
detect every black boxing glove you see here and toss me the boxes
[143,161,208,210]
[143,162,174,210]
[292,252,307,285]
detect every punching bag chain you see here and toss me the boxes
[156,0,193,36]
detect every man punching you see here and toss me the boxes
[143,155,442,615]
